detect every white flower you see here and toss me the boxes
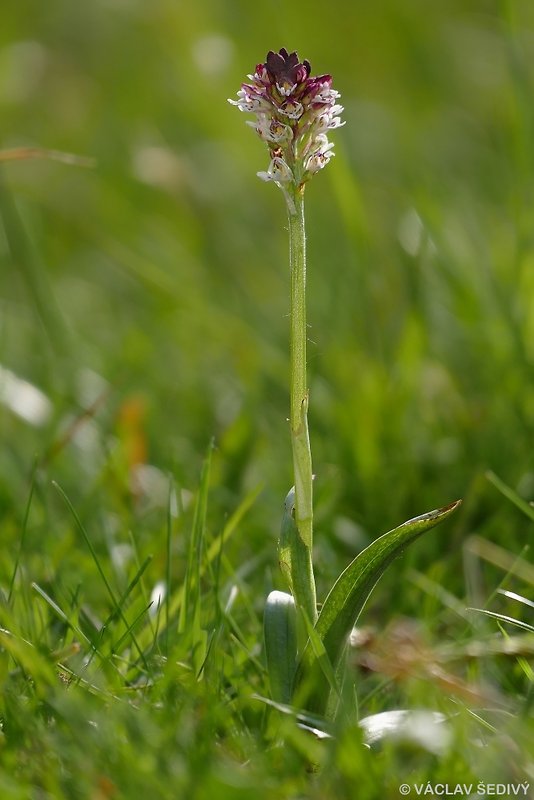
[257,156,294,184]
[305,140,335,175]
[248,117,293,144]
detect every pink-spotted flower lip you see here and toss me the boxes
[229,48,344,198]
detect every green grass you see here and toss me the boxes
[1,1,533,796]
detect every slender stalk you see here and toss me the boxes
[287,186,317,624]
[230,48,343,630]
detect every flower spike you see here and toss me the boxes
[229,48,344,195]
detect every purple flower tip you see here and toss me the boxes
[264,48,311,88]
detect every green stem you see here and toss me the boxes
[287,187,317,624]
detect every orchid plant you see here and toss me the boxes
[230,49,460,719]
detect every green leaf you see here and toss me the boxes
[298,500,461,712]
[264,591,297,704]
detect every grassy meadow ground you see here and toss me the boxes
[1,1,533,797]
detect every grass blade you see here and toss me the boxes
[178,443,213,675]
[0,176,67,353]
[178,443,212,635]
[8,462,37,603]
[52,481,149,671]
[486,470,534,522]
[0,146,94,166]
[466,608,534,633]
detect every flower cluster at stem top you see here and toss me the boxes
[229,48,344,199]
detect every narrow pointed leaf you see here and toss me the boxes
[298,500,461,709]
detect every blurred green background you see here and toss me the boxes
[1,0,533,606]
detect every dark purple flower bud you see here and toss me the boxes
[265,49,311,89]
